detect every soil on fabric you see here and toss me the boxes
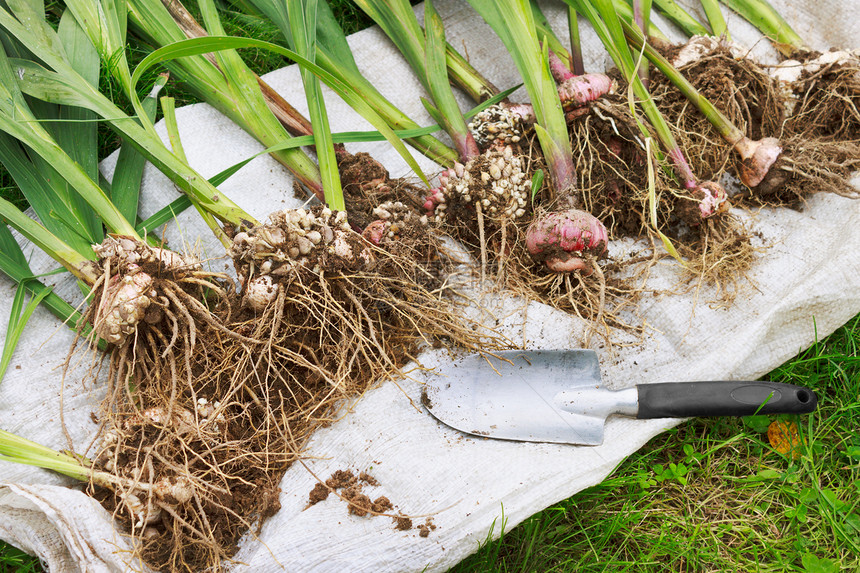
[307,469,399,520]
[417,517,437,538]
[82,189,501,572]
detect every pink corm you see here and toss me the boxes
[525,209,608,273]
[423,163,465,214]
[557,74,614,108]
[547,48,613,109]
[695,182,729,219]
[361,220,387,246]
[736,137,782,188]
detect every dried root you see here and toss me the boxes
[777,49,860,140]
[754,135,860,202]
[79,208,503,572]
[672,214,760,308]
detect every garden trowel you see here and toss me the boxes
[422,349,817,445]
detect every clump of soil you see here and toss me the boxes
[337,149,425,230]
[417,517,437,538]
[308,469,396,520]
[308,482,330,505]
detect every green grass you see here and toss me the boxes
[0,543,44,573]
[1,2,858,571]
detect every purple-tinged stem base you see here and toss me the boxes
[667,147,699,190]
[548,48,575,82]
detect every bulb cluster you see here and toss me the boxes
[468,104,527,148]
[231,208,372,311]
[363,201,430,246]
[426,146,531,224]
[196,398,225,430]
[117,473,195,529]
[95,273,156,345]
[91,236,199,346]
[93,235,196,273]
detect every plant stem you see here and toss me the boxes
[621,18,782,188]
[633,0,652,88]
[0,197,99,285]
[444,43,500,103]
[700,0,729,39]
[161,96,232,246]
[568,5,585,75]
[612,0,671,42]
[718,0,807,57]
[285,0,345,211]
[324,56,459,166]
[0,429,124,489]
[530,1,572,70]
[351,0,479,162]
[652,0,712,37]
[532,0,670,64]
[425,0,480,161]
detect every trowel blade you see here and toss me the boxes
[422,349,610,445]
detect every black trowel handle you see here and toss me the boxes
[636,381,817,419]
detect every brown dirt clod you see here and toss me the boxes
[308,483,330,506]
[394,515,413,531]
